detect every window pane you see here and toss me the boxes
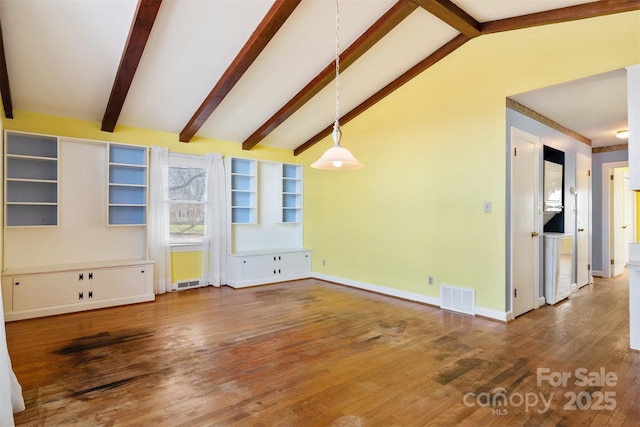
[170,203,205,243]
[169,167,206,202]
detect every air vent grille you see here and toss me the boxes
[440,284,475,315]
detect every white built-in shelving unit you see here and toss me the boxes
[108,143,148,225]
[2,131,153,321]
[229,157,257,224]
[282,163,303,223]
[226,157,310,288]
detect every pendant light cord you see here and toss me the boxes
[334,0,340,127]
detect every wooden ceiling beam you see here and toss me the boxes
[481,0,640,34]
[101,0,163,132]
[411,0,480,37]
[294,34,470,156]
[0,19,13,119]
[242,0,417,150]
[294,1,638,156]
[179,0,301,143]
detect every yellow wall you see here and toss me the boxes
[297,11,640,312]
[171,251,203,283]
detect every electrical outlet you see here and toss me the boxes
[428,276,434,286]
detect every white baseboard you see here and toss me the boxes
[592,270,604,278]
[312,272,508,322]
[538,296,547,306]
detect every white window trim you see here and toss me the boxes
[168,152,208,246]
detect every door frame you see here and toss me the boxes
[575,152,592,287]
[602,161,628,278]
[509,127,541,319]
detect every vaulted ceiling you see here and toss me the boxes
[0,0,637,153]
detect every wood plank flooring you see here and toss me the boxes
[5,273,640,426]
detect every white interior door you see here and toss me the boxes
[576,153,591,287]
[612,168,628,276]
[511,128,539,317]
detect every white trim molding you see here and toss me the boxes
[312,272,509,322]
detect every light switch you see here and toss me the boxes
[484,201,492,213]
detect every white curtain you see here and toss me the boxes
[148,146,172,294]
[201,153,227,286]
[0,279,25,426]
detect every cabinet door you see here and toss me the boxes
[13,272,81,311]
[279,251,311,275]
[90,265,147,301]
[239,255,276,282]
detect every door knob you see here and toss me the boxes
[578,228,585,232]
[622,225,628,229]
[531,231,539,237]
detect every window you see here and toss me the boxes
[168,154,207,245]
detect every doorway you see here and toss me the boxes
[602,162,637,278]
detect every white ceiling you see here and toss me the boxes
[0,0,630,151]
[511,68,629,148]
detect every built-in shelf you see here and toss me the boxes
[229,157,257,224]
[4,132,59,227]
[108,144,148,225]
[282,163,302,223]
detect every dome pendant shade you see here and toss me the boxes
[311,123,364,170]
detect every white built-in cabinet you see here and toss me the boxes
[2,260,153,321]
[227,249,311,288]
[2,131,154,321]
[225,157,310,288]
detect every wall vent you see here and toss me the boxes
[174,280,200,291]
[440,284,475,315]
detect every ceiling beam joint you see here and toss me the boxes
[411,0,481,37]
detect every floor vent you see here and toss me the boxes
[175,280,200,291]
[440,284,475,315]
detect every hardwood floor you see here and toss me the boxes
[5,274,640,426]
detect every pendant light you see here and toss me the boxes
[311,0,364,170]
